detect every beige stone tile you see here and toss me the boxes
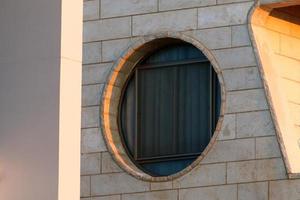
[270,179,300,200]
[122,190,177,200]
[259,0,288,6]
[198,2,253,28]
[282,79,300,104]
[179,185,237,200]
[275,54,300,83]
[132,9,197,36]
[213,47,256,69]
[218,114,236,140]
[83,0,99,21]
[159,0,216,11]
[232,25,251,47]
[101,0,157,18]
[82,63,112,85]
[81,153,101,175]
[226,89,268,113]
[150,181,172,191]
[173,163,226,188]
[83,42,101,64]
[82,84,103,106]
[83,17,131,42]
[101,152,122,173]
[238,182,268,200]
[256,136,281,159]
[223,67,262,91]
[202,138,255,163]
[289,102,300,126]
[227,158,287,183]
[237,111,275,138]
[81,128,107,153]
[254,26,280,52]
[218,0,250,4]
[185,27,231,49]
[81,176,91,197]
[280,34,300,61]
[91,173,149,196]
[92,195,120,200]
[81,106,99,128]
[102,38,132,62]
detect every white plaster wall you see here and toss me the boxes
[0,1,61,199]
[0,0,82,199]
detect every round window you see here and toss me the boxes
[119,42,221,177]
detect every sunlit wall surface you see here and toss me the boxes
[251,5,300,177]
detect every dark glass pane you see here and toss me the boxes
[142,43,207,65]
[176,63,211,154]
[138,63,210,159]
[120,43,221,176]
[141,159,195,176]
[120,75,136,156]
[138,66,175,158]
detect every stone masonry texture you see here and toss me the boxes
[81,0,300,199]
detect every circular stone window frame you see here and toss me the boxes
[100,32,226,182]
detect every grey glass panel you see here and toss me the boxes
[138,63,210,159]
[143,43,207,65]
[138,66,176,158]
[141,159,195,176]
[120,75,136,155]
[120,43,221,176]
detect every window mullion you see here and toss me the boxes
[172,66,178,154]
[135,69,139,160]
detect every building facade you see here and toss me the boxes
[81,0,300,199]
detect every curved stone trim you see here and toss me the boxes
[248,0,300,179]
[99,32,226,182]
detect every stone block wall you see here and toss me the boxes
[81,0,300,199]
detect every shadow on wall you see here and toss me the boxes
[250,4,300,178]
